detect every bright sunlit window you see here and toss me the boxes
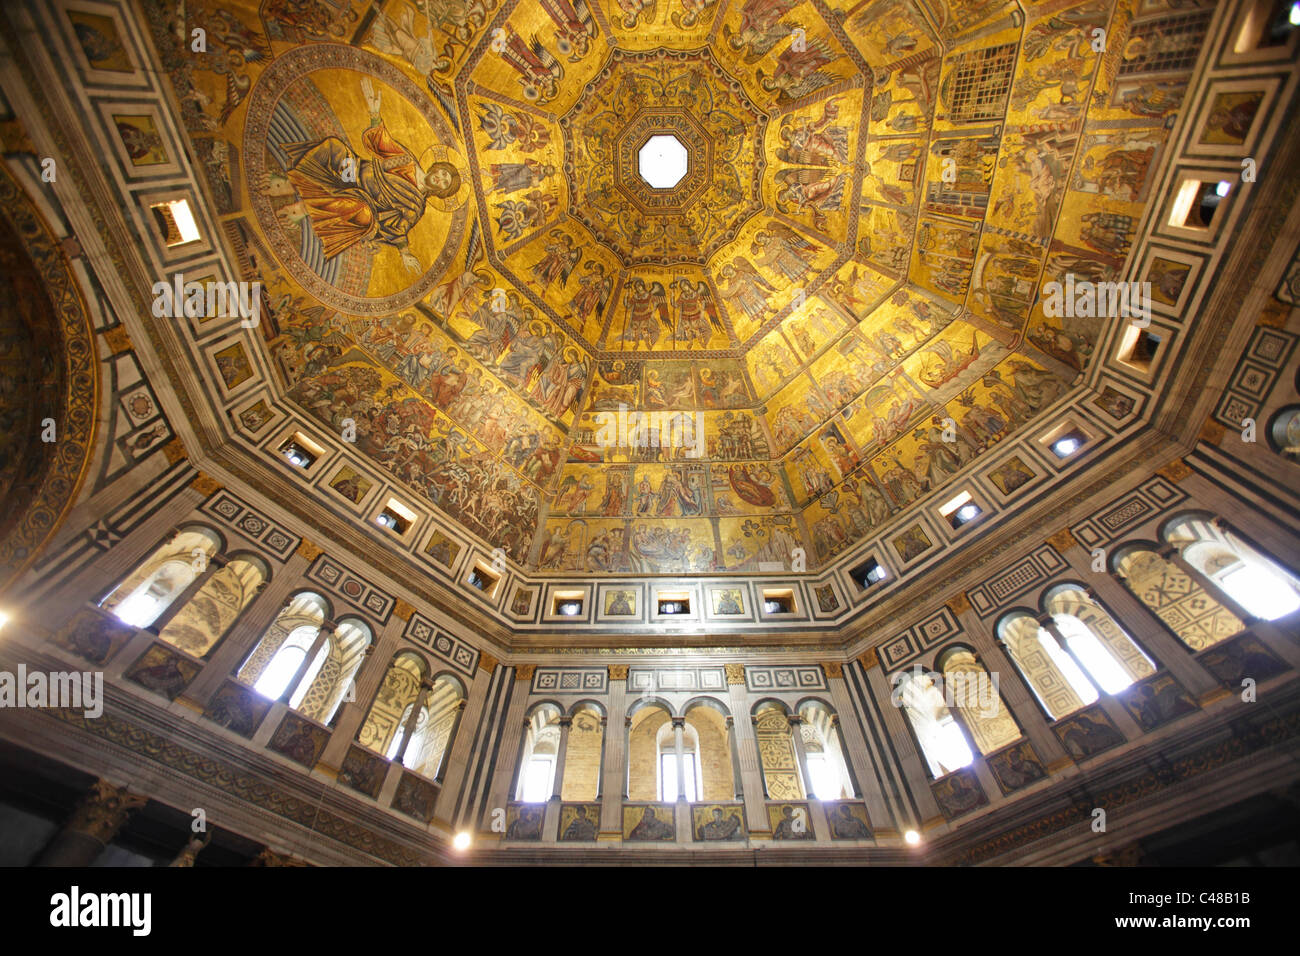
[1037,630,1100,705]
[1216,563,1300,620]
[933,711,974,772]
[254,645,305,701]
[1055,616,1133,694]
[806,752,840,799]
[659,751,700,801]
[114,589,166,628]
[521,755,554,803]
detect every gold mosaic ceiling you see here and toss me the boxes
[155,0,1182,575]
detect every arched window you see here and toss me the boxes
[1164,516,1300,621]
[627,703,671,802]
[559,704,603,801]
[753,703,804,799]
[400,674,465,780]
[296,618,372,725]
[998,612,1097,719]
[936,649,1020,754]
[237,592,329,696]
[1044,585,1155,692]
[516,704,561,802]
[656,721,701,801]
[683,702,734,801]
[157,554,267,657]
[796,701,854,799]
[894,670,973,778]
[100,527,222,628]
[357,651,428,761]
[1114,546,1244,650]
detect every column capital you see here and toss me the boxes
[392,599,417,622]
[786,715,803,726]
[295,538,324,562]
[67,780,147,843]
[858,647,880,671]
[1046,527,1079,554]
[478,652,499,674]
[608,664,629,681]
[516,664,536,682]
[820,661,843,679]
[724,663,745,685]
[724,716,735,729]
[671,716,686,729]
[945,593,971,616]
[557,716,573,728]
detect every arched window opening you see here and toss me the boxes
[936,650,1020,755]
[357,651,428,760]
[516,704,561,802]
[401,675,465,780]
[895,670,973,777]
[100,528,222,628]
[1044,585,1155,691]
[560,705,603,802]
[157,554,267,657]
[998,613,1095,720]
[253,626,315,701]
[684,704,734,801]
[657,722,700,802]
[796,701,854,800]
[237,592,329,696]
[1165,516,1300,621]
[1115,547,1244,651]
[297,618,372,725]
[627,704,671,802]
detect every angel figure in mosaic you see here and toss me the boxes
[751,223,818,284]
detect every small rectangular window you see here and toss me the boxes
[278,432,323,469]
[852,557,888,590]
[552,590,584,617]
[1117,325,1162,373]
[375,498,415,535]
[761,588,795,615]
[1168,177,1232,230]
[938,490,982,529]
[150,199,201,246]
[656,590,691,616]
[467,561,501,597]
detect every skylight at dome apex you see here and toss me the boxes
[178,0,1178,577]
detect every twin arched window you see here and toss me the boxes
[515,703,604,802]
[236,591,371,725]
[896,650,1019,778]
[358,651,465,781]
[999,588,1153,720]
[100,526,267,657]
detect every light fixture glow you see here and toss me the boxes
[1215,180,1231,197]
[904,829,921,846]
[1291,2,1299,27]
[453,831,472,851]
[1053,437,1081,457]
[0,610,10,631]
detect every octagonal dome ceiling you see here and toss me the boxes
[157,0,1174,578]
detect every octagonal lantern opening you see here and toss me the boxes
[637,134,689,189]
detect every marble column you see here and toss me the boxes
[725,665,768,831]
[858,650,944,829]
[34,779,147,867]
[725,717,744,800]
[787,716,815,799]
[600,666,627,836]
[544,715,573,841]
